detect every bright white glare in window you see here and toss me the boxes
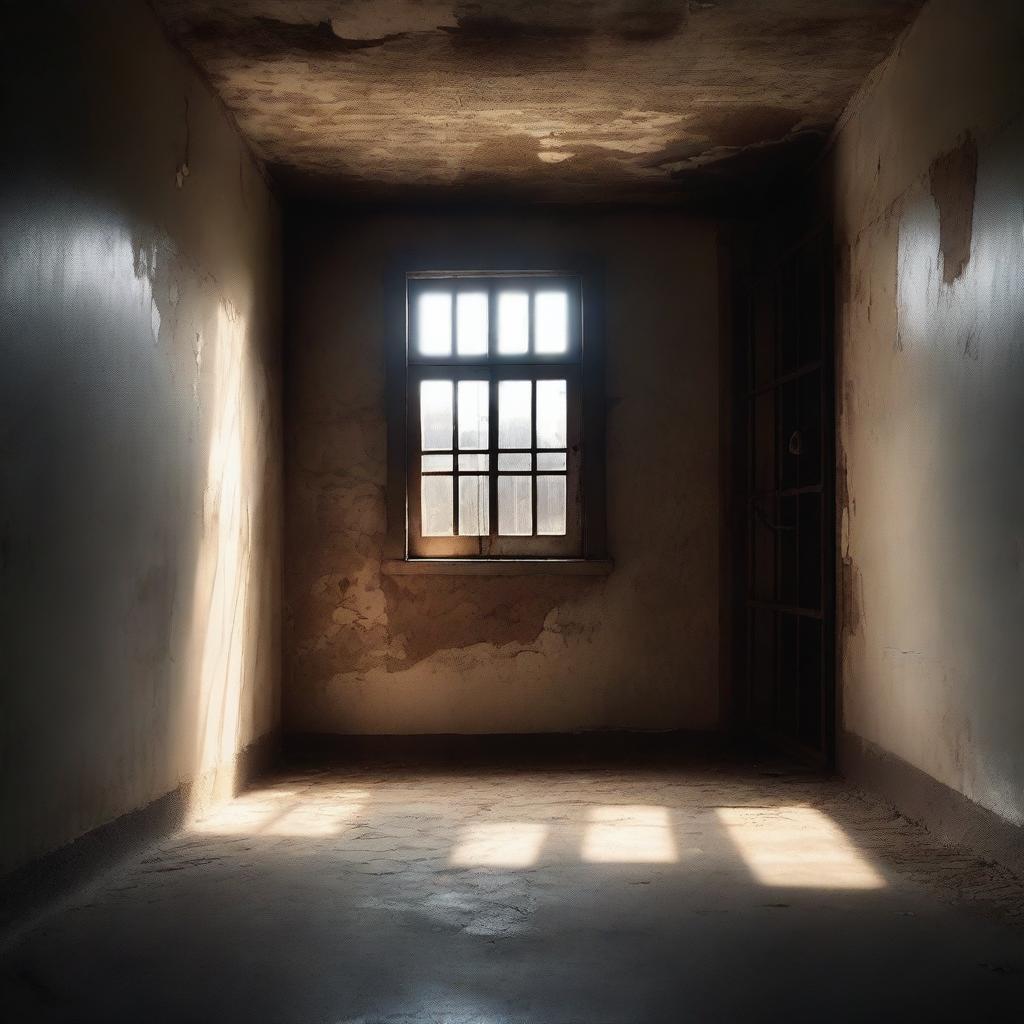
[457,292,488,355]
[498,291,529,354]
[582,805,678,863]
[535,291,568,353]
[450,822,548,867]
[421,454,453,472]
[715,806,886,889]
[457,380,489,450]
[420,380,453,451]
[458,475,489,535]
[536,475,566,535]
[536,452,566,471]
[421,474,453,536]
[498,475,532,535]
[417,292,452,356]
[498,453,531,471]
[536,379,567,448]
[498,380,532,448]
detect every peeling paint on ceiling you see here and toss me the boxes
[153,0,924,202]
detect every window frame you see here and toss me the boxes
[385,256,608,568]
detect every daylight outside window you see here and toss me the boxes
[405,273,584,559]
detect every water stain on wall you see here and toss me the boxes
[381,575,600,671]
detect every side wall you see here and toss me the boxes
[831,0,1024,825]
[285,210,720,735]
[0,2,282,875]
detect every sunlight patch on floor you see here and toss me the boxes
[193,787,368,836]
[449,822,549,868]
[715,806,886,889]
[582,805,678,864]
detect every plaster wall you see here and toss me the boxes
[285,211,720,735]
[831,0,1024,823]
[0,1,282,874]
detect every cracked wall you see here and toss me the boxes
[0,1,282,874]
[830,0,1024,824]
[285,210,720,735]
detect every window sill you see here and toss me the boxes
[381,558,613,577]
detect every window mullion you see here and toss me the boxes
[487,283,498,553]
[452,377,460,539]
[530,377,538,537]
[528,289,538,538]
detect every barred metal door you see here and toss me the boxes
[744,227,835,763]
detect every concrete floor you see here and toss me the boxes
[2,762,1023,1023]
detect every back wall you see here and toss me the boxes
[284,210,722,735]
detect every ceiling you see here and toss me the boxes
[153,0,924,203]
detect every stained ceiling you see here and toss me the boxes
[153,0,924,203]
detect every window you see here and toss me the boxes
[386,267,607,565]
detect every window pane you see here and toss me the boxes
[497,292,529,354]
[458,453,489,471]
[537,475,567,535]
[498,475,533,536]
[459,475,489,536]
[417,292,451,356]
[421,475,453,536]
[456,292,488,356]
[535,291,568,354]
[537,452,566,471]
[498,380,532,448]
[457,380,489,450]
[498,453,531,471]
[422,454,453,472]
[536,379,567,448]
[420,380,453,451]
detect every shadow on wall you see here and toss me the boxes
[0,191,278,874]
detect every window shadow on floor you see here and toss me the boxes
[2,764,1023,1023]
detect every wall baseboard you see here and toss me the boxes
[283,730,734,768]
[839,731,1024,877]
[0,732,278,937]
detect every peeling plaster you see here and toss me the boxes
[928,133,978,285]
[152,0,923,200]
[830,0,1024,825]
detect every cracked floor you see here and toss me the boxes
[3,762,1023,1023]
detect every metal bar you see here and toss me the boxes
[408,270,578,280]
[530,378,538,535]
[746,596,824,621]
[750,484,823,499]
[490,447,564,453]
[408,356,581,367]
[452,379,460,538]
[773,267,782,732]
[746,283,756,733]
[819,235,829,752]
[748,359,822,398]
[793,267,803,735]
